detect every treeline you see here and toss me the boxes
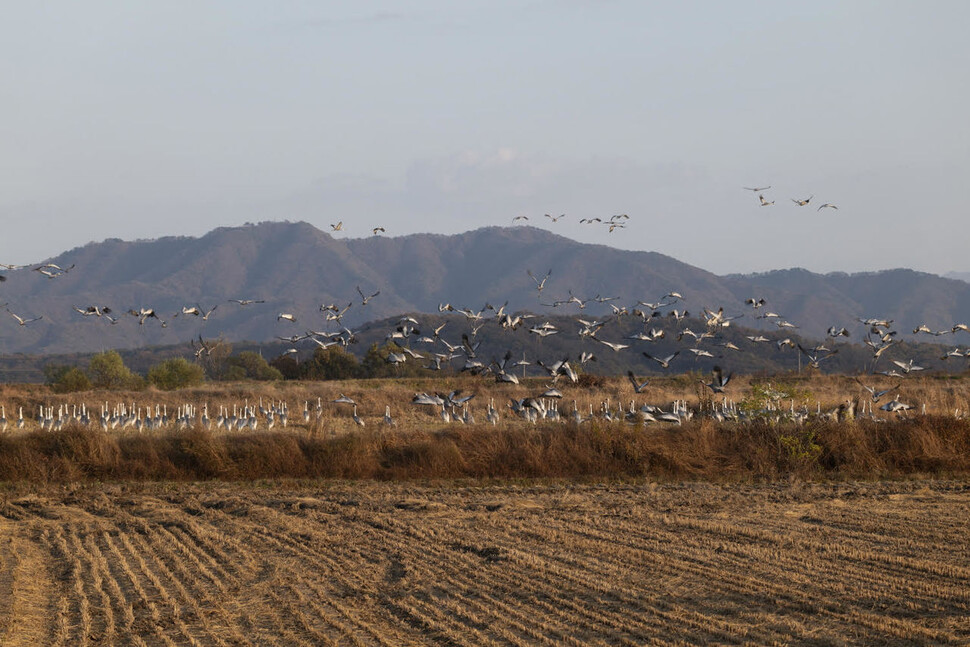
[44,342,427,393]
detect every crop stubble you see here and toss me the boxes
[0,480,967,646]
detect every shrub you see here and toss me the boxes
[360,342,424,378]
[269,355,301,380]
[299,346,361,380]
[88,351,142,390]
[53,367,93,393]
[224,351,283,381]
[740,380,813,417]
[45,364,92,393]
[147,357,205,390]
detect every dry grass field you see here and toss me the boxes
[0,479,968,646]
[1,376,969,644]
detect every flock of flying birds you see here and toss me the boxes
[512,212,632,233]
[1,195,967,431]
[742,185,838,211]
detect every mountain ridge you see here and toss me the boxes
[1,221,967,355]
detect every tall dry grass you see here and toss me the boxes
[0,416,968,484]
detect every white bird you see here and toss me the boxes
[855,378,900,403]
[940,348,965,361]
[356,285,380,306]
[34,263,75,278]
[8,311,42,326]
[383,406,396,426]
[527,268,552,294]
[596,338,629,352]
[528,324,559,338]
[817,203,838,211]
[702,366,732,393]
[913,324,951,336]
[333,394,356,405]
[191,335,221,359]
[372,226,385,235]
[324,303,353,322]
[230,299,265,306]
[791,195,814,206]
[627,371,649,393]
[278,313,297,322]
[308,336,339,350]
[891,359,925,374]
[512,215,528,223]
[386,352,408,364]
[758,194,775,206]
[412,392,445,406]
[880,398,912,413]
[743,185,771,192]
[688,348,715,358]
[73,305,112,317]
[642,350,679,369]
[703,307,741,330]
[797,344,839,369]
[331,221,343,231]
[352,405,364,426]
[544,213,565,222]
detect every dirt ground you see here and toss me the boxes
[0,479,968,646]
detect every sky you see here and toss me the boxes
[1,1,968,275]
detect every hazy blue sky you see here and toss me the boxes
[2,2,967,275]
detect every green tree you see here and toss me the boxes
[300,346,361,380]
[44,364,71,386]
[269,355,301,380]
[224,351,283,381]
[360,342,424,379]
[88,351,141,389]
[47,365,92,393]
[147,357,205,390]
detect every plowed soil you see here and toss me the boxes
[1,480,968,645]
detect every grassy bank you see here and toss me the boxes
[1,416,968,483]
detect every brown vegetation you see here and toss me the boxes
[1,374,970,484]
[0,415,968,484]
[0,480,968,645]
[1,376,968,643]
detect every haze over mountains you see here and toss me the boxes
[0,221,968,356]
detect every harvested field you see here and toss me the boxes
[1,479,968,645]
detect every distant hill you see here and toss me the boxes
[0,221,968,355]
[945,271,970,283]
